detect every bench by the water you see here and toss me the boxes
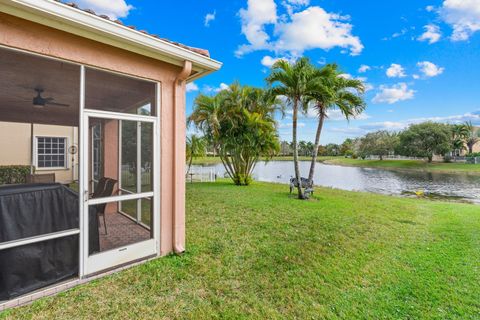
[290,177,314,198]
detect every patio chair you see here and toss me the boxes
[91,177,118,235]
[25,173,55,184]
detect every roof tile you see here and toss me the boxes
[56,1,210,58]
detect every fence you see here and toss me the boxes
[466,157,480,164]
[186,167,216,183]
[121,165,152,188]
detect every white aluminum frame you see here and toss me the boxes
[80,97,160,277]
[0,44,162,294]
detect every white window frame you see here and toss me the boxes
[34,135,69,170]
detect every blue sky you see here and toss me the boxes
[77,0,480,144]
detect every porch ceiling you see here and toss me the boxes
[0,47,80,126]
[0,47,156,127]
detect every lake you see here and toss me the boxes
[191,161,480,203]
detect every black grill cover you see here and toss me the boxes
[0,183,99,300]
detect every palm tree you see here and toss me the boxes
[187,94,223,155]
[465,121,480,154]
[299,141,308,156]
[186,135,206,176]
[189,83,281,185]
[267,57,313,199]
[451,123,469,156]
[305,64,366,182]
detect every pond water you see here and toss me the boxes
[191,161,480,204]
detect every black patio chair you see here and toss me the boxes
[91,177,118,235]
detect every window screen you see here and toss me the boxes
[37,137,66,168]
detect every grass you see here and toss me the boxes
[2,181,480,319]
[325,158,480,174]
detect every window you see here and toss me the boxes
[36,137,67,169]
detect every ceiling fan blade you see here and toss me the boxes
[45,101,70,107]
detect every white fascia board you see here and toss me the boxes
[0,0,222,76]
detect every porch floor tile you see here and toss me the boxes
[98,212,150,252]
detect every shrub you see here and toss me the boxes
[0,165,32,185]
[467,152,480,158]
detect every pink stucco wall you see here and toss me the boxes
[103,120,119,214]
[0,12,186,255]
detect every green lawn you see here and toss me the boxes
[2,182,480,319]
[325,158,480,174]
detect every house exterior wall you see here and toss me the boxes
[0,121,78,183]
[0,12,186,256]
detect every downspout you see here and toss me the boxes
[172,60,192,253]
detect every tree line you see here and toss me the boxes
[334,121,480,162]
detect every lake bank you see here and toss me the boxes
[192,156,480,175]
[190,161,480,204]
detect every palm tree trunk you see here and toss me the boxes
[308,107,325,182]
[292,100,305,199]
[187,157,193,177]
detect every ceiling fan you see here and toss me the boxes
[32,88,69,109]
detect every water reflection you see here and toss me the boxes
[191,161,480,203]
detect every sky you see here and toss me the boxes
[76,0,480,144]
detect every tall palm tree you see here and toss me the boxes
[186,135,207,176]
[465,121,480,154]
[267,57,313,199]
[187,94,223,154]
[451,123,469,156]
[306,64,366,182]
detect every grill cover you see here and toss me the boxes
[0,183,99,300]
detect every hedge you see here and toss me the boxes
[0,165,32,185]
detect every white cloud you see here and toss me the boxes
[418,24,442,44]
[186,82,199,92]
[426,5,436,12]
[440,0,480,41]
[275,7,363,56]
[237,0,278,55]
[326,109,370,121]
[261,55,293,67]
[236,1,363,57]
[364,83,374,92]
[204,11,216,27]
[286,0,310,5]
[386,64,407,78]
[358,65,371,73]
[417,61,445,78]
[282,0,310,16]
[74,0,133,19]
[359,121,407,131]
[204,83,230,93]
[372,83,415,104]
[279,121,306,128]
